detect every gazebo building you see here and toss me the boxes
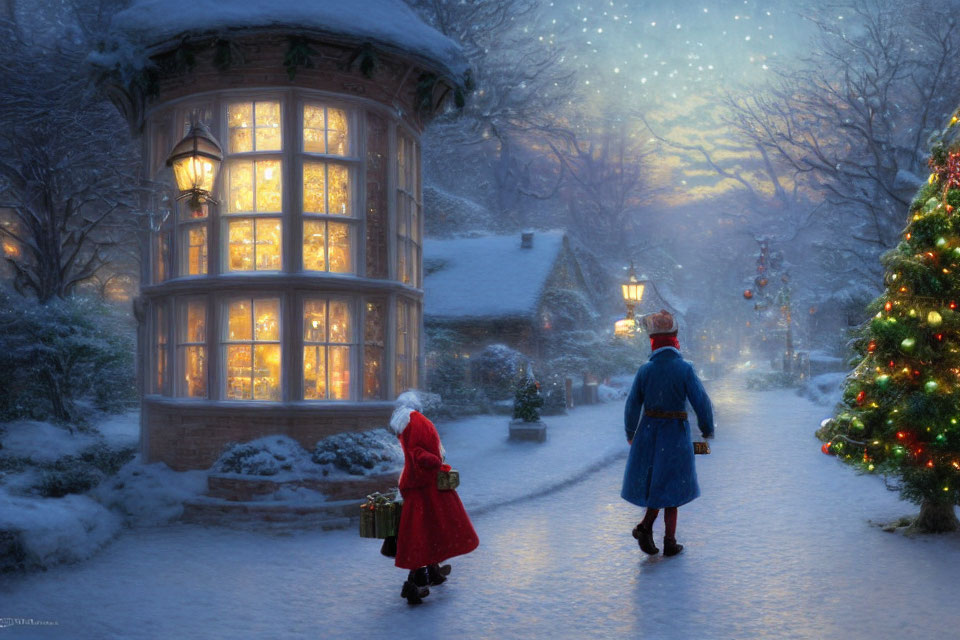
[99,0,467,469]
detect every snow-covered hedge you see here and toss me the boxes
[213,436,313,476]
[312,429,402,476]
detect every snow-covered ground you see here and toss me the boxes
[2,377,960,639]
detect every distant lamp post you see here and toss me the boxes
[166,121,222,214]
[621,261,646,320]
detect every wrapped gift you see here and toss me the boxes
[693,441,711,455]
[359,491,403,538]
[437,469,460,491]
[358,501,377,538]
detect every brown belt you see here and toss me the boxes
[645,409,688,420]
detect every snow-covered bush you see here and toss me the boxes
[0,290,135,424]
[425,327,489,417]
[31,442,136,498]
[544,330,643,381]
[746,371,803,390]
[311,429,402,476]
[471,344,528,400]
[539,373,567,415]
[798,372,847,407]
[92,458,208,527]
[214,436,312,476]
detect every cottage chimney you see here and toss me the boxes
[521,231,534,249]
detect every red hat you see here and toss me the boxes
[641,309,677,335]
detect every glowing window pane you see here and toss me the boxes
[329,300,350,343]
[155,303,167,393]
[227,219,254,271]
[327,108,349,156]
[363,299,385,400]
[227,299,252,341]
[254,219,282,270]
[254,101,282,151]
[225,345,252,399]
[183,226,207,276]
[253,344,281,400]
[303,220,326,271]
[328,222,351,273]
[303,346,326,399]
[303,162,326,213]
[227,161,254,213]
[328,164,350,215]
[304,300,327,342]
[185,300,205,342]
[303,105,326,153]
[183,345,206,398]
[254,298,280,341]
[329,345,350,399]
[228,103,253,153]
[255,160,282,212]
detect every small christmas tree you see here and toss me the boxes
[818,109,960,532]
[513,373,544,423]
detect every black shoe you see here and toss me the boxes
[663,537,684,557]
[401,580,429,604]
[409,567,430,588]
[632,522,659,555]
[427,563,451,585]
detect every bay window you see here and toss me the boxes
[363,299,386,400]
[396,298,420,393]
[396,132,421,286]
[154,302,168,394]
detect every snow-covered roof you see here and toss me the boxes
[109,0,468,82]
[424,231,566,320]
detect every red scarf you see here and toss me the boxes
[650,333,680,352]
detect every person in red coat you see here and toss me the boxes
[390,406,479,604]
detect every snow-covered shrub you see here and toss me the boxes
[214,436,312,476]
[798,372,847,407]
[92,458,208,526]
[598,384,628,402]
[425,327,489,417]
[539,372,567,415]
[746,371,803,390]
[544,330,643,381]
[33,443,136,498]
[471,344,528,400]
[311,429,402,476]
[0,289,135,424]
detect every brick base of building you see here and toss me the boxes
[142,398,395,471]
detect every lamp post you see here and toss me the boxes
[615,261,647,338]
[166,121,223,214]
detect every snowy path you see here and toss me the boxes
[3,378,960,639]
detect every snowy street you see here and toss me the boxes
[2,376,960,639]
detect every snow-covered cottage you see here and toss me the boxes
[423,231,594,362]
[94,0,469,469]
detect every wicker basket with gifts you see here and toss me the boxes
[358,490,403,539]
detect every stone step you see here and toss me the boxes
[206,473,397,502]
[180,496,360,531]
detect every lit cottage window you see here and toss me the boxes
[396,132,421,286]
[302,104,355,274]
[303,299,354,400]
[363,299,386,400]
[225,101,283,272]
[223,298,281,400]
[178,299,207,397]
[154,302,168,393]
[179,202,208,275]
[395,298,420,393]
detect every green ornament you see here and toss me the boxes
[851,417,865,430]
[925,197,940,213]
[876,374,891,387]
[926,380,939,393]
[937,433,946,442]
[901,337,916,351]
[909,308,917,317]
[954,247,960,257]
[938,237,949,248]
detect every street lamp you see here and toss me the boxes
[621,261,646,320]
[166,121,222,214]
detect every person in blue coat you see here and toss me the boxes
[622,309,714,556]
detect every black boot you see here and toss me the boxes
[427,563,451,585]
[663,536,684,557]
[402,568,430,604]
[632,522,659,555]
[400,580,429,605]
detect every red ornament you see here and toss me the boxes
[868,341,877,353]
[951,301,957,310]
[884,301,893,312]
[821,442,835,455]
[856,390,866,405]
[743,290,753,299]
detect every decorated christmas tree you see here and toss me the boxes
[818,110,960,533]
[513,372,544,423]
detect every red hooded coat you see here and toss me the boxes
[394,410,479,569]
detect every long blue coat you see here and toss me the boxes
[621,347,715,508]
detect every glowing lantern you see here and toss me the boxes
[167,121,223,213]
[620,261,646,320]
